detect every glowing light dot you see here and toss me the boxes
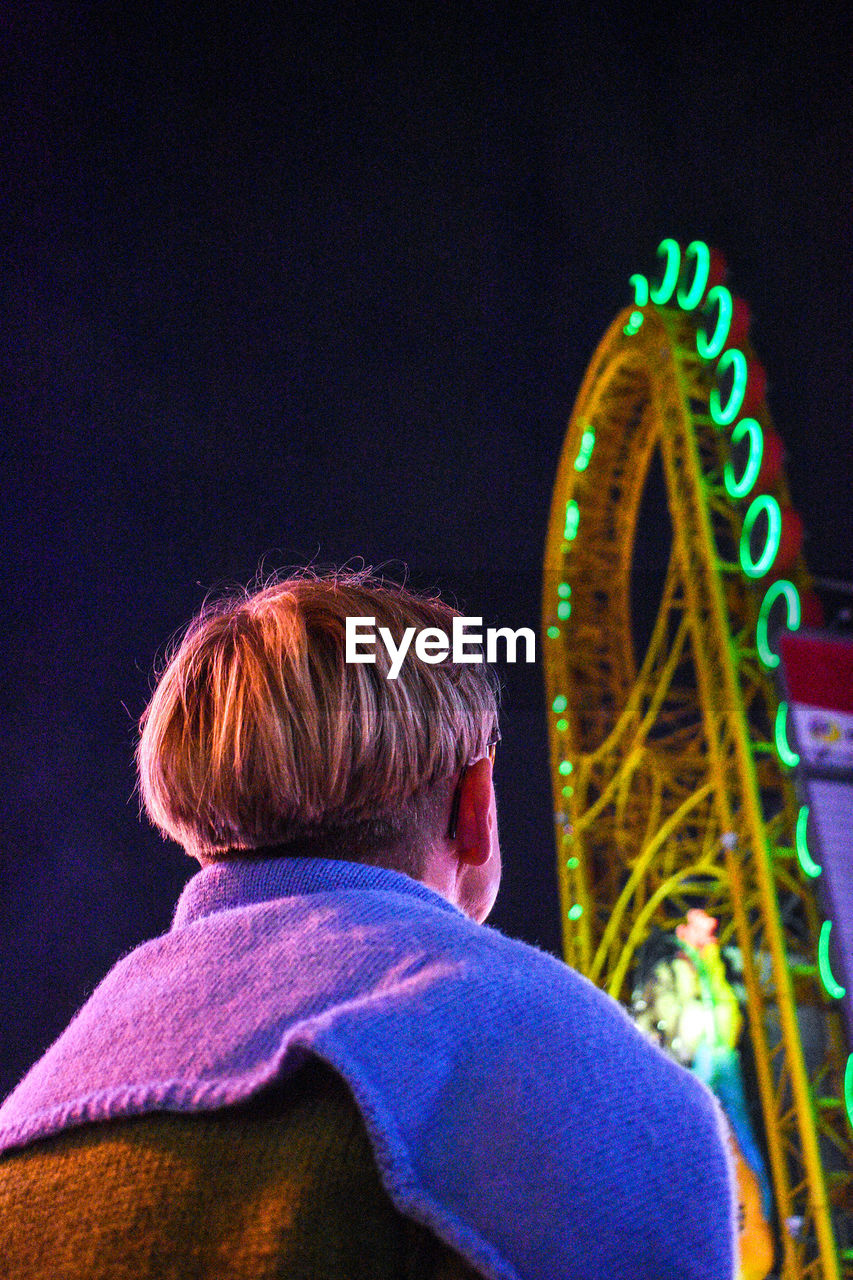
[556,718,568,732]
[559,760,573,776]
[557,582,571,598]
[566,856,579,869]
[557,601,571,620]
[547,626,560,640]
[552,694,568,713]
[567,904,584,921]
[561,785,574,798]
[574,428,596,472]
[564,500,580,541]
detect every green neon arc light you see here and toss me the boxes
[740,494,782,578]
[756,579,800,669]
[724,418,764,499]
[710,349,748,425]
[649,238,680,305]
[818,920,846,999]
[697,286,733,360]
[795,806,822,878]
[775,702,800,768]
[676,240,711,311]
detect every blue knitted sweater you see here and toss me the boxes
[0,857,736,1280]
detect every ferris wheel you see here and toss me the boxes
[542,240,852,1280]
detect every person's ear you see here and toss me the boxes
[454,756,493,867]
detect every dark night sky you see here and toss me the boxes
[1,4,850,1093]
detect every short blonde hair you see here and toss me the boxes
[137,570,500,863]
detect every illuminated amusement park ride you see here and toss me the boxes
[542,240,852,1280]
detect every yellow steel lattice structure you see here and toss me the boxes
[543,304,852,1280]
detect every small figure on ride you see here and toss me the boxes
[631,911,775,1280]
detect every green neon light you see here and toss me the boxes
[547,626,560,640]
[624,275,648,335]
[567,904,583,921]
[556,718,568,731]
[566,856,579,869]
[561,785,574,797]
[818,920,846,999]
[740,494,782,578]
[564,500,580,540]
[559,760,573,776]
[724,418,764,499]
[845,1054,853,1129]
[557,582,571,598]
[774,702,800,768]
[795,806,822,878]
[756,579,801,669]
[557,600,571,620]
[676,241,711,311]
[710,349,748,426]
[696,285,733,360]
[649,239,680,305]
[552,694,568,713]
[629,273,649,307]
[574,428,596,471]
